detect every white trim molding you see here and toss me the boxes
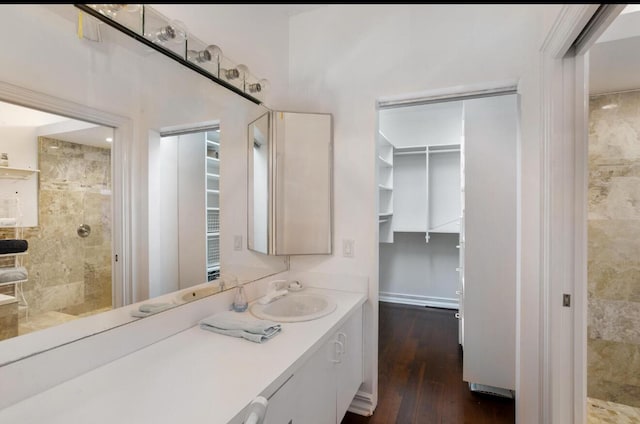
[348,390,376,416]
[539,5,598,424]
[379,291,458,310]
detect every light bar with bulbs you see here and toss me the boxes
[75,4,269,105]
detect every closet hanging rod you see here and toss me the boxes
[394,151,426,156]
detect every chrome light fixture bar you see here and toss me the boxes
[74,4,262,105]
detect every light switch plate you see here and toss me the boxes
[234,235,243,251]
[343,239,354,258]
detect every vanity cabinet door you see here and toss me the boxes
[262,374,296,424]
[248,305,363,424]
[335,306,363,423]
[290,339,336,424]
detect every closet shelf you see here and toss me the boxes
[0,167,39,180]
[206,156,220,162]
[0,252,28,258]
[394,228,427,233]
[206,173,220,179]
[428,222,460,234]
[377,156,392,167]
[206,189,220,194]
[0,279,28,287]
[378,184,392,191]
[394,146,427,156]
[378,211,393,218]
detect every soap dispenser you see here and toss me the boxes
[232,283,248,312]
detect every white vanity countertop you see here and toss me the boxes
[0,287,366,424]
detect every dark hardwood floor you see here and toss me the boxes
[341,302,515,424]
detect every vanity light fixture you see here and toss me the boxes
[151,19,188,44]
[224,64,249,81]
[89,4,141,18]
[105,137,113,142]
[247,79,270,94]
[187,44,223,64]
[601,103,618,110]
[76,4,267,104]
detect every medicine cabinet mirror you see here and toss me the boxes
[248,111,333,255]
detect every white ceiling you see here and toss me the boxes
[0,100,113,149]
[590,7,640,95]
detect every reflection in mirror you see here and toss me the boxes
[0,4,288,358]
[248,111,333,256]
[0,101,114,340]
[248,113,270,254]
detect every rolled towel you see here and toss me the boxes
[0,266,27,284]
[0,239,28,254]
[130,302,174,318]
[199,311,281,343]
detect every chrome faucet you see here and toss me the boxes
[258,280,289,305]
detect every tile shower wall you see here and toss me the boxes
[588,91,640,407]
[5,138,112,317]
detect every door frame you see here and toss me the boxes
[540,4,626,423]
[0,80,133,308]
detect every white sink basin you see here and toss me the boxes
[250,292,337,323]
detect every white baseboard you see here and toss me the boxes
[348,390,376,416]
[379,291,459,309]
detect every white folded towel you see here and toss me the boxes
[0,267,27,284]
[130,302,174,318]
[199,311,281,343]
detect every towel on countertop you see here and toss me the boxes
[199,311,282,343]
[130,302,174,318]
[0,267,27,284]
[0,239,28,254]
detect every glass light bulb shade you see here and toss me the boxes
[155,19,188,44]
[247,78,270,94]
[258,79,270,93]
[236,64,249,79]
[95,4,123,17]
[223,68,240,80]
[204,45,223,63]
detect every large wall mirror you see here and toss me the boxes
[0,4,287,362]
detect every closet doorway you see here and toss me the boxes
[376,89,519,395]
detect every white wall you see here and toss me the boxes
[147,132,179,297]
[379,232,459,306]
[286,4,562,416]
[0,127,38,227]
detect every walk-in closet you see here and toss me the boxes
[377,92,518,395]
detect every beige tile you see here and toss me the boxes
[18,310,79,336]
[588,397,640,422]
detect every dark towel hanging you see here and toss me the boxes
[0,239,28,254]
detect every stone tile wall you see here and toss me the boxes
[2,137,112,317]
[588,91,640,407]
